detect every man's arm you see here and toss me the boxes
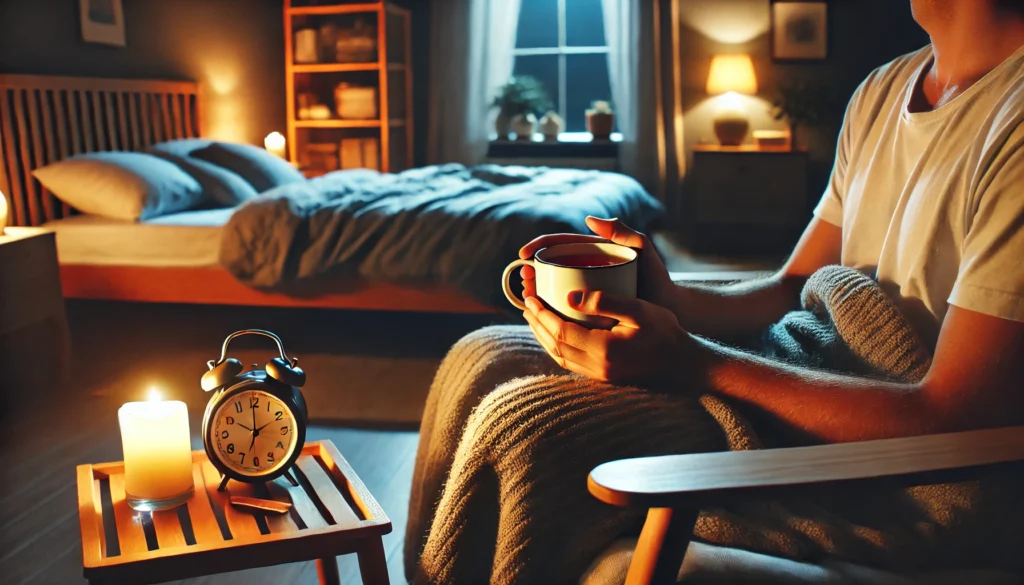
[692,305,1024,443]
[523,292,1024,444]
[657,217,842,340]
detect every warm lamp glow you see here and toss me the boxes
[706,54,758,96]
[264,131,286,159]
[0,190,8,235]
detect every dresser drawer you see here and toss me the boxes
[692,151,807,226]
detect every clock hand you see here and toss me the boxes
[255,420,274,433]
[237,423,253,431]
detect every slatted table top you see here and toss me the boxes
[76,440,391,584]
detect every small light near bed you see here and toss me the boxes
[0,190,8,235]
[264,132,287,159]
[707,54,758,146]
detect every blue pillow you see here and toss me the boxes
[148,140,258,207]
[33,152,203,220]
[192,141,306,193]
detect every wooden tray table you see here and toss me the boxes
[76,440,391,585]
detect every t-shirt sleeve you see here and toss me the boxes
[813,83,868,228]
[948,130,1024,322]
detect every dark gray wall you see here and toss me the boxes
[1,0,286,146]
[0,0,431,163]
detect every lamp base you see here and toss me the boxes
[127,486,194,511]
[713,116,750,146]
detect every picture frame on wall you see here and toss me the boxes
[771,0,828,61]
[79,0,126,47]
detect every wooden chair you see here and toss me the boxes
[587,425,1024,584]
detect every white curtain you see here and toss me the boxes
[603,0,681,206]
[428,0,522,165]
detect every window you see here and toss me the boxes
[513,0,612,134]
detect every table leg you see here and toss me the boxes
[357,538,390,585]
[316,556,341,585]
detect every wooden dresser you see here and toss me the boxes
[690,145,809,254]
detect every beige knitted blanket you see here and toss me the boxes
[405,266,1022,584]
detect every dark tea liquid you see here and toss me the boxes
[549,254,627,268]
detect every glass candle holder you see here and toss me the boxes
[118,400,194,511]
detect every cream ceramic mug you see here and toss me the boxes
[502,242,638,329]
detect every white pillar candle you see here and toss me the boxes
[118,398,194,510]
[264,131,287,159]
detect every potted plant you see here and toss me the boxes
[491,76,551,141]
[539,111,564,142]
[771,82,835,151]
[586,100,615,141]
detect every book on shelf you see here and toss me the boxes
[340,138,380,171]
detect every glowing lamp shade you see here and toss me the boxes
[707,54,758,146]
[264,131,287,159]
[0,190,7,235]
[706,54,758,96]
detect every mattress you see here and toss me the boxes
[44,208,234,267]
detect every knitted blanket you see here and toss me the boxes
[405,266,1022,584]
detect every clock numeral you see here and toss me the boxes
[238,452,245,465]
[221,430,229,439]
[253,456,260,467]
[275,441,284,450]
[280,426,289,435]
[226,416,234,425]
[267,452,275,463]
[234,401,242,413]
[275,411,283,421]
[250,397,259,410]
[267,401,271,412]
[227,443,235,454]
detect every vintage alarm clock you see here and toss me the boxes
[201,329,308,491]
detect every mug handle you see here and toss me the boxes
[501,259,534,311]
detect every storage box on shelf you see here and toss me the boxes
[284,0,412,176]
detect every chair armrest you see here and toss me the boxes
[589,426,1024,508]
[668,270,771,284]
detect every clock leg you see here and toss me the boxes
[356,539,390,584]
[218,475,230,492]
[316,557,341,585]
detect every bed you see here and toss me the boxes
[0,74,662,313]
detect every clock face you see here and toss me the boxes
[211,389,299,477]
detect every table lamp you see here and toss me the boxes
[706,54,758,146]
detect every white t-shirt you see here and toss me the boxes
[815,44,1024,348]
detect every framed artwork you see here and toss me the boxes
[79,0,126,47]
[771,1,828,62]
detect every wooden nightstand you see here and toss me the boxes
[690,145,809,253]
[0,228,69,396]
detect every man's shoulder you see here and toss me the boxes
[856,46,932,99]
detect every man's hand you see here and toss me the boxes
[518,216,676,306]
[522,290,696,384]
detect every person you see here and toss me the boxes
[519,0,1024,444]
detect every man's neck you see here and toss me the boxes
[922,5,1024,89]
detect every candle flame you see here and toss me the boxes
[147,387,163,402]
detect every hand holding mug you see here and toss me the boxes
[502,241,638,329]
[518,216,675,306]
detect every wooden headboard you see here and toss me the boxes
[0,75,202,227]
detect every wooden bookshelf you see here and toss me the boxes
[284,0,413,174]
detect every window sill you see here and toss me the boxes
[487,132,621,159]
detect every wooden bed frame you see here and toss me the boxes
[0,74,493,313]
